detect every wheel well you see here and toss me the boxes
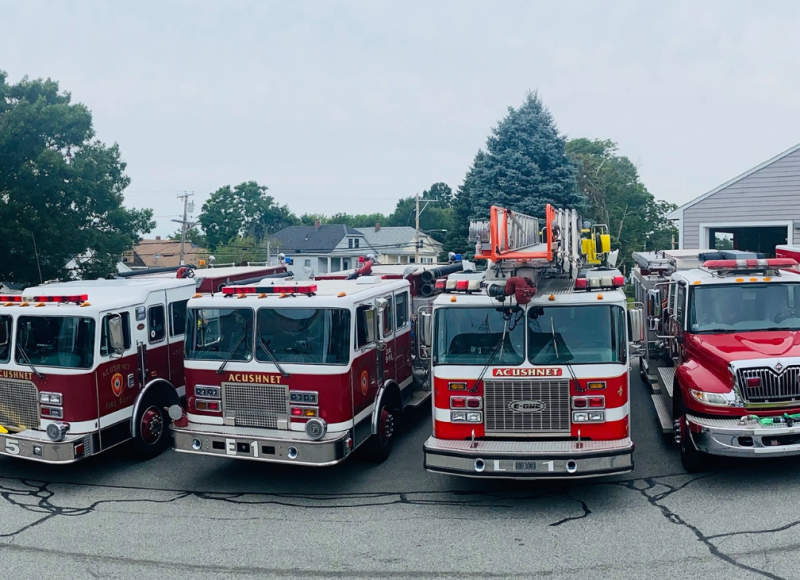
[131,380,179,438]
[371,381,401,435]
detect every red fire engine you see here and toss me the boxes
[422,205,639,478]
[0,277,196,463]
[633,249,800,471]
[170,273,439,465]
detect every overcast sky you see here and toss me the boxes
[2,0,799,236]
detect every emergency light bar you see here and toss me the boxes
[222,284,317,296]
[7,294,88,303]
[575,275,624,290]
[702,258,797,270]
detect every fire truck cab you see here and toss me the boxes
[632,250,800,471]
[422,205,640,479]
[0,277,195,463]
[171,276,429,465]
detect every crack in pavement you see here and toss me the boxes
[614,472,788,580]
[0,469,797,579]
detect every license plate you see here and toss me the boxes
[513,461,537,471]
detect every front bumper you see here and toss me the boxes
[0,429,94,464]
[423,436,634,479]
[171,423,352,466]
[687,414,800,458]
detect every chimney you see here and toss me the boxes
[375,222,380,232]
[155,235,161,241]
[314,220,321,231]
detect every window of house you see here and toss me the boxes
[348,239,353,248]
[421,257,434,264]
[354,238,359,248]
[148,305,166,343]
[395,292,409,329]
[170,299,188,337]
[304,259,311,267]
[100,312,132,356]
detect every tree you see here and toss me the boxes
[464,91,581,221]
[0,72,154,284]
[386,194,454,245]
[566,138,678,271]
[422,182,455,207]
[199,181,297,250]
[168,226,207,248]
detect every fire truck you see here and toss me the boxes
[170,271,442,465]
[0,277,196,463]
[422,205,640,479]
[120,263,289,293]
[632,249,800,471]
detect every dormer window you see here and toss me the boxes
[348,238,360,249]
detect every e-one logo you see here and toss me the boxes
[508,400,546,413]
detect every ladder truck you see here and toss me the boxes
[421,205,642,479]
[632,249,800,471]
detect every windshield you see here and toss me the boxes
[434,307,525,365]
[15,316,95,369]
[0,315,10,363]
[185,308,254,361]
[689,283,800,333]
[256,308,351,365]
[528,305,626,364]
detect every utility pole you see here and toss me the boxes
[414,193,435,264]
[172,192,196,265]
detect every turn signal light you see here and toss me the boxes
[448,382,467,391]
[195,400,221,412]
[290,406,318,417]
[586,381,606,390]
[573,397,588,408]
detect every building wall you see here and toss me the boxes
[682,147,800,248]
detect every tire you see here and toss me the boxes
[362,394,398,463]
[131,392,170,460]
[676,394,708,473]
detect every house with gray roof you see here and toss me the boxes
[356,224,443,265]
[270,221,374,274]
[669,142,800,255]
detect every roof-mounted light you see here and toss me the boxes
[222,284,317,296]
[0,295,23,303]
[575,275,624,290]
[18,294,88,304]
[702,258,797,273]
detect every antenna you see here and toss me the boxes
[31,232,43,284]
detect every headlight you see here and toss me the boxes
[305,418,327,441]
[690,389,733,407]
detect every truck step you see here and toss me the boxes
[651,394,674,434]
[406,390,431,409]
[658,367,675,397]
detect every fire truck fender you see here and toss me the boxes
[130,379,180,439]
[371,381,401,435]
[674,362,729,414]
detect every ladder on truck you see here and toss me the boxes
[469,204,582,277]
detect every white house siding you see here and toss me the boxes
[681,147,800,249]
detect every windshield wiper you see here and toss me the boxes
[258,337,291,377]
[16,345,44,379]
[216,334,248,374]
[550,318,559,359]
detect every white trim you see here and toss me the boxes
[187,412,223,425]
[434,407,451,423]
[697,220,793,250]
[667,142,800,219]
[40,417,98,434]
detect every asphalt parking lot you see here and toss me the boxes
[2,364,800,580]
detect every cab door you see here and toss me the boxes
[351,303,379,427]
[393,290,412,387]
[95,309,138,423]
[166,289,189,394]
[144,291,169,384]
[378,294,397,384]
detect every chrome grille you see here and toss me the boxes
[0,378,39,431]
[222,382,288,429]
[484,379,570,434]
[737,366,800,403]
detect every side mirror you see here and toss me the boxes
[108,314,125,355]
[375,298,389,313]
[628,308,645,343]
[420,311,433,348]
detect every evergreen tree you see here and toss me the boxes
[465,91,581,221]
